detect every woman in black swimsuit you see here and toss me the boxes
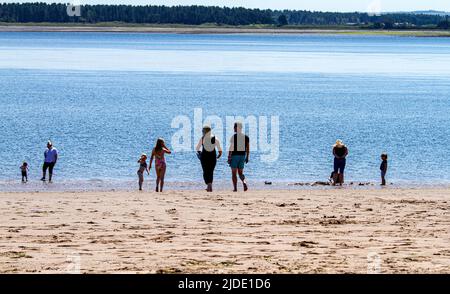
[196,126,222,192]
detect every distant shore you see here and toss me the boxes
[1,23,450,37]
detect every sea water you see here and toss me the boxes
[0,32,449,191]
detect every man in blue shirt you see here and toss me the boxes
[41,141,58,183]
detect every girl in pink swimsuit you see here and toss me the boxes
[149,138,171,192]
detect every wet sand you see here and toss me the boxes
[0,188,449,273]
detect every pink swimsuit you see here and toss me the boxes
[155,151,166,169]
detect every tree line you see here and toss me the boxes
[0,2,448,28]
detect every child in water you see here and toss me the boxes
[20,162,29,183]
[149,138,171,192]
[380,153,388,186]
[137,153,149,191]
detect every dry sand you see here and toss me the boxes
[0,188,449,273]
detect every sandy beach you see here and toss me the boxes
[0,188,448,273]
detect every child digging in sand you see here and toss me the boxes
[137,153,149,191]
[380,153,388,186]
[149,138,171,192]
[20,162,29,183]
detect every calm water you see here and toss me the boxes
[0,32,450,191]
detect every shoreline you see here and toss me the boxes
[1,179,450,193]
[1,188,448,273]
[1,24,450,37]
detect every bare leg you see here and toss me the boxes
[155,169,160,192]
[207,183,212,192]
[238,169,248,191]
[231,168,238,192]
[159,166,166,192]
[138,172,143,190]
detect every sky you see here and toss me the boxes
[5,0,450,13]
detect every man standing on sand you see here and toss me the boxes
[228,122,250,192]
[41,140,58,183]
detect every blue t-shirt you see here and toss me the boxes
[44,148,58,163]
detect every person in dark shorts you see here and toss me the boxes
[196,125,222,192]
[20,162,29,183]
[332,139,348,186]
[41,141,58,183]
[380,153,388,186]
[228,122,250,192]
[137,153,149,191]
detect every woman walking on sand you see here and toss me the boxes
[149,138,171,192]
[332,139,348,186]
[196,125,222,192]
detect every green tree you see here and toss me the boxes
[437,20,449,29]
[277,14,288,26]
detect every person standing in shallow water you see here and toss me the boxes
[228,122,250,192]
[149,138,171,192]
[196,125,222,192]
[137,153,149,191]
[380,153,388,186]
[20,162,29,183]
[41,141,58,183]
[332,139,348,186]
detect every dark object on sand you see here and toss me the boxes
[330,171,341,185]
[312,181,330,186]
[358,182,372,186]
[290,182,311,186]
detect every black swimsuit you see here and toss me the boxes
[200,136,217,185]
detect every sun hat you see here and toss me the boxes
[333,139,345,147]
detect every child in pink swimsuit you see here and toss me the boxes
[149,138,171,192]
